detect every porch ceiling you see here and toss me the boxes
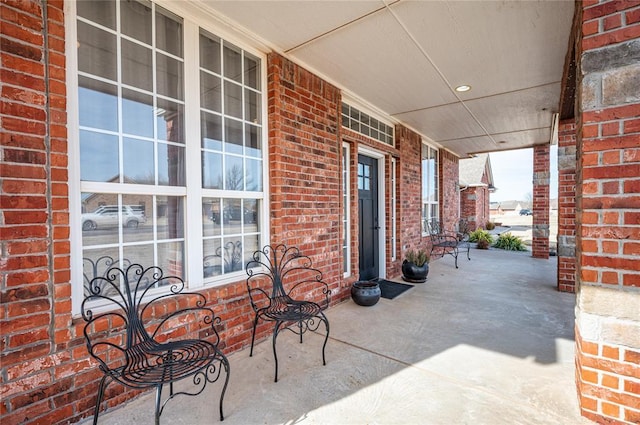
[198,0,574,158]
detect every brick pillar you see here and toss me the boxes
[575,2,640,424]
[532,144,550,259]
[557,119,577,293]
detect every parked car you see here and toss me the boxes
[519,208,533,216]
[82,205,146,231]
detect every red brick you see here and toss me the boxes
[603,13,622,31]
[626,7,640,24]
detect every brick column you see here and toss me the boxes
[575,2,640,424]
[557,119,577,293]
[532,144,550,259]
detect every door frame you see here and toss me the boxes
[357,146,386,279]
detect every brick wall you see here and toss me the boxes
[440,150,460,232]
[460,184,490,230]
[532,144,550,259]
[266,52,345,298]
[557,119,577,293]
[575,1,640,424]
[397,126,429,257]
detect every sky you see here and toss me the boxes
[489,146,558,202]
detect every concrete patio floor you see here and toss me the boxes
[89,248,592,425]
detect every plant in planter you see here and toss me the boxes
[402,249,429,283]
[469,229,493,250]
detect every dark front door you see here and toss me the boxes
[358,155,379,281]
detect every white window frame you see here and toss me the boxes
[421,142,439,236]
[342,142,351,277]
[67,0,269,315]
[391,157,397,261]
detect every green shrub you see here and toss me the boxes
[485,221,496,230]
[493,233,527,251]
[469,229,493,245]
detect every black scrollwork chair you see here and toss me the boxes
[81,264,230,424]
[245,244,331,382]
[427,218,471,268]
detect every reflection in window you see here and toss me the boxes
[421,143,439,233]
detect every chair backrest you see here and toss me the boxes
[245,244,330,307]
[427,218,443,236]
[82,264,220,368]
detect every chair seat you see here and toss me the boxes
[114,339,219,388]
[260,296,322,322]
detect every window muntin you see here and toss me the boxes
[341,103,394,146]
[422,143,439,234]
[74,1,265,304]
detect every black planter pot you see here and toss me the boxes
[402,260,429,283]
[351,281,381,306]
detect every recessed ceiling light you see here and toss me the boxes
[455,85,471,92]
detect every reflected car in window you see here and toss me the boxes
[82,205,146,231]
[519,208,533,216]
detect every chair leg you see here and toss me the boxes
[320,313,330,366]
[272,321,285,382]
[218,355,231,421]
[154,384,163,425]
[466,242,471,261]
[93,375,109,425]
[454,245,459,268]
[298,320,303,344]
[249,314,259,357]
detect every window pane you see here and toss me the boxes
[202,152,222,189]
[81,193,118,244]
[121,0,152,45]
[244,53,260,90]
[245,124,261,158]
[200,71,222,112]
[80,130,118,182]
[224,155,244,191]
[203,239,222,277]
[79,77,117,131]
[77,1,115,29]
[222,199,242,233]
[156,98,184,143]
[245,89,260,124]
[200,32,221,74]
[203,198,222,236]
[77,22,117,81]
[156,53,183,100]
[121,39,153,91]
[157,241,185,278]
[246,158,262,191]
[201,112,222,151]
[123,243,154,270]
[157,196,184,240]
[118,196,152,243]
[156,7,183,58]
[243,234,260,265]
[122,89,154,137]
[157,143,185,186]
[224,81,242,119]
[123,137,154,185]
[243,199,259,232]
[224,118,243,154]
[223,43,242,82]
[82,246,121,296]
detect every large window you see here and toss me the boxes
[72,0,265,307]
[422,143,439,234]
[342,143,351,277]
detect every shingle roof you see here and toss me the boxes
[459,154,494,187]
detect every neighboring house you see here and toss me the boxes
[459,154,495,230]
[492,200,524,214]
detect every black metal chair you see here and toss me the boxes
[245,244,331,382]
[427,218,471,268]
[81,264,230,424]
